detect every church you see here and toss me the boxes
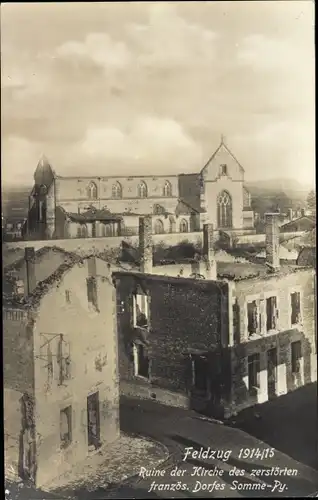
[25,138,254,241]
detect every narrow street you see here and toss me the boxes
[102,396,318,498]
[227,383,318,471]
[6,395,318,499]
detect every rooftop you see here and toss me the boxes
[280,215,316,230]
[64,207,123,222]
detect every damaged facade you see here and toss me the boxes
[24,138,254,241]
[113,213,316,419]
[3,247,119,488]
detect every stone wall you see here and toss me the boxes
[114,272,229,412]
[3,232,203,255]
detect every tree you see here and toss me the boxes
[306,190,316,214]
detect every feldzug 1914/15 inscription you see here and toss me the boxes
[2,1,316,499]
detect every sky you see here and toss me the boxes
[1,1,315,187]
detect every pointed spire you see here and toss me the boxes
[220,134,226,145]
[34,154,53,184]
[37,154,50,168]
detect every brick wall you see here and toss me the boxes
[114,273,229,407]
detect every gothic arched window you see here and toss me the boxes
[138,181,148,198]
[163,180,172,197]
[153,204,165,215]
[87,182,98,200]
[217,190,232,228]
[179,219,188,233]
[154,219,164,234]
[112,182,122,199]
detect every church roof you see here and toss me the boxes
[34,154,55,187]
[175,198,204,215]
[37,154,51,169]
[200,138,245,175]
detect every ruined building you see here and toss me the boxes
[3,248,119,487]
[113,213,316,418]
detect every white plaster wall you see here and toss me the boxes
[33,258,119,487]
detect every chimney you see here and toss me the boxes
[265,213,280,272]
[288,208,293,221]
[202,223,217,280]
[139,216,153,274]
[301,208,305,217]
[24,247,36,296]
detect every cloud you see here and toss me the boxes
[232,120,315,186]
[55,3,218,72]
[1,48,53,102]
[246,120,314,151]
[1,117,202,185]
[237,33,314,75]
[1,136,44,185]
[1,2,314,187]
[66,116,202,174]
[128,3,218,67]
[56,33,132,69]
[235,30,314,122]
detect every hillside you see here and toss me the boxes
[245,178,312,195]
[245,179,311,215]
[2,185,31,218]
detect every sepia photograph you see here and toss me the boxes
[1,1,316,498]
